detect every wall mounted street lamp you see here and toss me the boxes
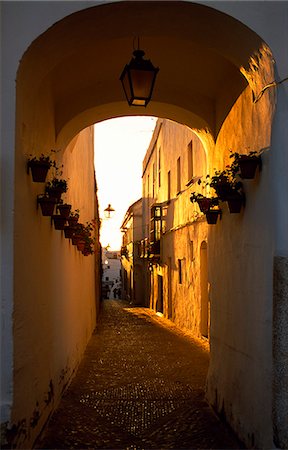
[120,44,159,107]
[104,204,115,219]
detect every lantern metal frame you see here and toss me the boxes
[120,49,159,107]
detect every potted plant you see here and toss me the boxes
[230,150,261,179]
[205,207,222,224]
[27,154,55,182]
[71,223,85,246]
[45,177,68,202]
[64,225,76,239]
[190,192,219,213]
[76,238,86,252]
[67,209,80,226]
[226,191,245,213]
[208,167,242,201]
[52,215,67,230]
[37,194,57,216]
[57,202,72,218]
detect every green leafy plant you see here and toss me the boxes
[28,153,56,167]
[229,150,261,179]
[46,177,68,193]
[69,209,80,218]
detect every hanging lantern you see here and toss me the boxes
[120,49,159,107]
[104,204,115,219]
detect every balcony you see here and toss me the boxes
[149,240,160,260]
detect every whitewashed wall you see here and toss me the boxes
[1,1,288,449]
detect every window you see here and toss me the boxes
[150,205,164,256]
[177,156,181,194]
[167,170,171,202]
[150,205,162,242]
[187,141,193,181]
[178,259,182,284]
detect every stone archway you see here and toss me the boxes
[6,2,279,448]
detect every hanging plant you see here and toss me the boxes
[45,162,68,202]
[67,209,80,226]
[27,154,56,182]
[190,192,219,213]
[57,202,72,218]
[230,150,261,179]
[208,167,242,201]
[226,191,245,214]
[37,194,57,216]
[205,208,222,225]
[52,215,67,230]
[45,178,68,202]
[64,226,76,239]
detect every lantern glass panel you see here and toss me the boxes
[121,68,133,103]
[130,69,155,104]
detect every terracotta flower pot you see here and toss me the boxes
[238,156,260,179]
[76,239,86,252]
[38,196,56,216]
[52,215,67,230]
[67,216,79,226]
[57,203,72,218]
[197,197,214,213]
[29,160,50,182]
[64,226,76,239]
[46,187,64,203]
[72,234,82,246]
[227,192,244,213]
[205,209,221,224]
[214,182,234,201]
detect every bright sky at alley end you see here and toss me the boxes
[94,116,157,250]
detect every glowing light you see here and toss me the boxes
[94,116,157,250]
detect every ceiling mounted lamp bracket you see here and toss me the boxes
[120,45,159,107]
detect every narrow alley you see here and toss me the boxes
[36,300,244,449]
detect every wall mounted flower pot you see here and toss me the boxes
[37,196,56,216]
[64,226,75,239]
[46,187,64,203]
[197,197,213,213]
[214,182,234,201]
[238,156,260,179]
[77,240,86,252]
[72,234,82,246]
[227,192,245,213]
[29,160,50,182]
[67,216,79,226]
[205,209,221,224]
[52,215,66,230]
[82,247,93,256]
[57,203,72,218]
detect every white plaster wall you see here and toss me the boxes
[10,127,99,448]
[143,119,209,335]
[206,67,277,447]
[1,1,288,448]
[0,1,102,430]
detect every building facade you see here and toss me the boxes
[141,119,209,337]
[121,199,145,305]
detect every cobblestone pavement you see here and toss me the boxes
[36,300,245,449]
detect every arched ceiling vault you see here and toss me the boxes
[18,1,266,146]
